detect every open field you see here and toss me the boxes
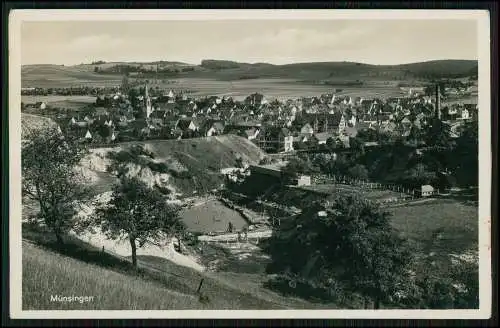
[441,96,478,106]
[294,184,405,202]
[22,95,97,109]
[160,78,408,101]
[22,59,477,98]
[180,199,248,233]
[388,199,478,257]
[22,65,122,88]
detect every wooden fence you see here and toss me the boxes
[310,173,445,205]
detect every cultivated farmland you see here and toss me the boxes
[22,65,122,88]
[21,95,97,109]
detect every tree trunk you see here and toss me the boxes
[55,231,64,245]
[129,237,137,268]
[374,298,381,309]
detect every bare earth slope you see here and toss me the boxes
[80,135,265,196]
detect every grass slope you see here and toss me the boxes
[22,241,201,310]
[22,224,335,310]
[388,198,478,256]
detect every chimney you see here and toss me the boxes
[435,84,441,119]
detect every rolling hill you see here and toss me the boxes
[22,59,478,88]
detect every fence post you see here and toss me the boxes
[197,278,205,294]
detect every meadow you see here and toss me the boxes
[22,223,340,310]
[21,64,409,100]
[22,241,202,310]
[388,198,478,257]
[21,95,97,109]
[162,78,408,101]
[22,65,122,88]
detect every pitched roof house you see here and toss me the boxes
[300,123,314,135]
[204,120,225,137]
[256,127,294,153]
[175,118,201,132]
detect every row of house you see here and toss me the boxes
[55,84,477,150]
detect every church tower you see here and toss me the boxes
[435,84,441,120]
[145,84,152,118]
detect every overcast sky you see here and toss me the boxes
[21,19,478,66]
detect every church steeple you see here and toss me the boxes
[435,84,441,120]
[145,84,152,118]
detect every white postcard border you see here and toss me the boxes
[9,9,492,320]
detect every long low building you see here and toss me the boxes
[248,161,289,178]
[248,161,311,187]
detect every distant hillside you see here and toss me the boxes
[22,59,478,87]
[197,59,478,81]
[21,64,123,88]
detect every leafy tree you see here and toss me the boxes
[424,118,453,148]
[349,137,365,158]
[121,75,130,94]
[128,88,139,110]
[452,121,478,186]
[93,176,185,267]
[357,129,379,143]
[235,156,245,169]
[263,195,413,308]
[348,164,369,180]
[282,157,318,180]
[407,125,423,145]
[22,128,92,244]
[403,163,437,188]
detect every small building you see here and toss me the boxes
[300,123,314,135]
[419,185,435,197]
[84,130,92,140]
[297,175,312,186]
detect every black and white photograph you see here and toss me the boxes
[9,9,492,319]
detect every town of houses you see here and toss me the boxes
[22,84,478,154]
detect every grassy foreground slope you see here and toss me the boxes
[22,224,335,310]
[22,241,202,310]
